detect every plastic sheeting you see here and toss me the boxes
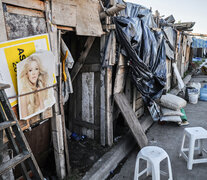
[114,2,166,105]
[192,37,207,48]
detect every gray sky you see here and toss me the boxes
[125,0,207,34]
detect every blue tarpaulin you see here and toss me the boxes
[192,37,207,48]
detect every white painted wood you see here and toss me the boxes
[82,72,95,139]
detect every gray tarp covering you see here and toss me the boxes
[114,1,167,105]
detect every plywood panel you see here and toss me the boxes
[82,72,94,139]
[76,0,103,37]
[51,0,76,27]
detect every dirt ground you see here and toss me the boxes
[67,115,129,180]
[68,137,111,180]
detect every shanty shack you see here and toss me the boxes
[0,0,195,179]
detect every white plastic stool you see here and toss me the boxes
[179,127,207,170]
[134,146,173,180]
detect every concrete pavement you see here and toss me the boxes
[111,75,207,180]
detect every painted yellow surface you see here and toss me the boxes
[0,34,50,106]
[4,42,36,94]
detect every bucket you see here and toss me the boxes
[188,91,199,104]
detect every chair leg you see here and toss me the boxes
[198,139,203,156]
[167,156,173,180]
[134,156,141,180]
[187,138,195,170]
[152,162,160,180]
[179,133,186,157]
[147,161,152,176]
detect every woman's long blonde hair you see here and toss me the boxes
[20,55,49,116]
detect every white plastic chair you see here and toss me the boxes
[179,127,207,170]
[134,146,173,180]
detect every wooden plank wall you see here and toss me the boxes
[1,1,69,179]
[69,38,101,141]
[175,31,191,81]
[125,76,145,120]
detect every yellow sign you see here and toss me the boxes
[4,43,36,94]
[0,34,50,107]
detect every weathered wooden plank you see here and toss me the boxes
[135,107,144,118]
[76,0,103,37]
[71,37,95,82]
[135,98,144,111]
[106,67,113,146]
[46,1,66,178]
[6,5,44,17]
[82,72,95,139]
[0,0,7,41]
[51,0,76,27]
[100,35,106,146]
[94,72,101,141]
[114,93,148,148]
[2,0,45,11]
[114,54,126,94]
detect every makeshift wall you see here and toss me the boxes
[1,0,52,172]
[176,31,192,78]
[63,33,101,141]
[63,31,145,143]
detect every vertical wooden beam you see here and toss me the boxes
[45,1,66,179]
[106,66,113,146]
[100,36,106,146]
[114,54,126,94]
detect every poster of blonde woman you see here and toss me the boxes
[17,51,56,120]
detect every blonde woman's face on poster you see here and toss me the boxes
[27,61,39,85]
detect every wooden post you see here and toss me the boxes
[105,66,113,146]
[45,1,66,179]
[100,36,106,146]
[58,30,71,175]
